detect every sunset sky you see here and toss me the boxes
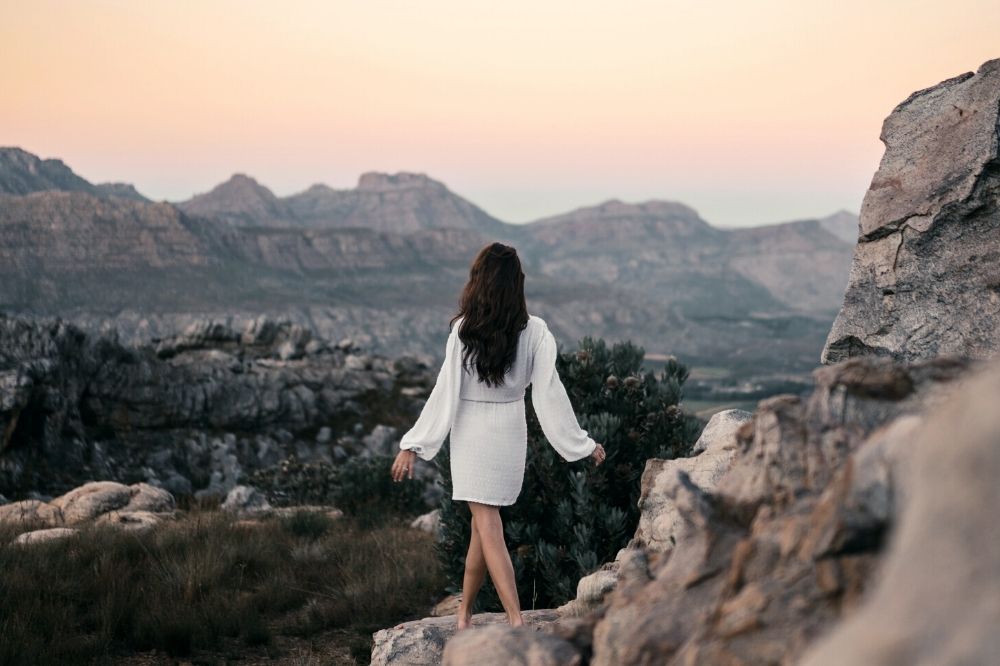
[2,1,998,227]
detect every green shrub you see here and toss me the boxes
[435,336,702,610]
[249,453,428,527]
[279,510,335,540]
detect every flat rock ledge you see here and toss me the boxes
[371,609,563,666]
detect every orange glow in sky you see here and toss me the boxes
[2,1,998,226]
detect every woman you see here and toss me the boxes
[389,242,606,630]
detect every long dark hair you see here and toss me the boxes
[449,242,529,387]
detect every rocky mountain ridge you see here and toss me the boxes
[0,146,149,201]
[0,147,857,381]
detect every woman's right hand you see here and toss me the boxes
[591,443,606,466]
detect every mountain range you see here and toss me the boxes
[0,147,858,383]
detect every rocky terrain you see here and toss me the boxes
[0,146,856,386]
[370,58,1000,665]
[824,58,1000,363]
[0,312,440,501]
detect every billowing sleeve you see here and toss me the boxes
[398,321,463,461]
[529,322,598,462]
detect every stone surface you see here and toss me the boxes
[431,594,462,617]
[442,624,582,666]
[12,526,78,545]
[557,411,750,618]
[220,484,273,514]
[633,408,749,552]
[802,361,1000,666]
[583,356,970,665]
[50,481,133,525]
[94,509,166,532]
[0,498,63,527]
[409,508,441,535]
[121,482,176,513]
[824,58,1000,364]
[371,609,563,666]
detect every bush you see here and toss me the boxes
[249,453,428,527]
[435,336,702,610]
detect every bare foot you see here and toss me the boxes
[456,609,473,631]
[507,612,524,628]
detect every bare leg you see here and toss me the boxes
[457,514,486,629]
[467,501,524,627]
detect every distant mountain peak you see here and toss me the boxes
[356,171,445,192]
[0,146,96,195]
[0,147,150,201]
[178,172,290,225]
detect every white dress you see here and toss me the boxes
[398,314,598,506]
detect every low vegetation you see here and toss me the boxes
[0,508,444,665]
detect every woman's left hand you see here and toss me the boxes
[391,450,417,482]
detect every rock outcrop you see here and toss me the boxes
[372,356,977,664]
[0,313,438,500]
[0,480,179,542]
[371,609,564,666]
[801,360,1000,666]
[557,409,750,618]
[823,58,1000,364]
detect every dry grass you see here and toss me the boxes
[0,508,444,665]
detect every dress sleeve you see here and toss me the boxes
[398,321,463,461]
[529,323,598,462]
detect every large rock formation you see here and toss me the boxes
[823,58,1000,363]
[0,479,179,542]
[371,609,565,666]
[0,313,438,500]
[371,356,978,664]
[802,360,1000,666]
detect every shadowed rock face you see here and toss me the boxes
[370,355,978,665]
[823,58,1000,364]
[0,313,437,498]
[582,356,970,666]
[800,360,1000,666]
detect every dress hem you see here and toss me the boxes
[452,494,518,507]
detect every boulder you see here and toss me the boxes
[410,508,441,535]
[220,484,273,514]
[431,594,462,617]
[690,408,752,455]
[823,58,1000,364]
[121,482,176,513]
[50,481,133,524]
[371,609,563,666]
[634,408,749,552]
[94,509,167,532]
[802,361,1000,666]
[0,499,63,527]
[583,356,968,665]
[13,527,78,545]
[442,624,582,666]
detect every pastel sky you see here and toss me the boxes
[2,1,998,227]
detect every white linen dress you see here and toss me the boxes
[398,314,598,506]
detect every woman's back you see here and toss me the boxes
[456,314,544,404]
